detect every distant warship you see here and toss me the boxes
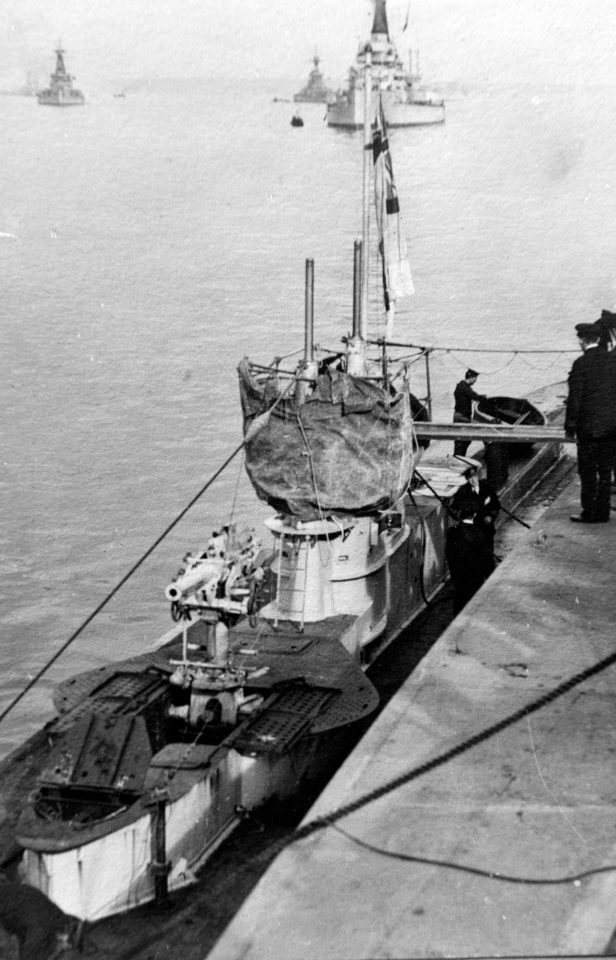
[327,0,444,128]
[294,53,332,104]
[37,47,85,107]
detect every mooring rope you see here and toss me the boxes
[291,649,616,843]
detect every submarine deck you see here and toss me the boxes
[209,471,616,959]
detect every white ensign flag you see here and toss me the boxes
[372,99,414,311]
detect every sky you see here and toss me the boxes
[3,0,616,90]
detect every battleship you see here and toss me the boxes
[327,0,444,128]
[0,51,568,933]
[36,46,85,107]
[294,53,332,104]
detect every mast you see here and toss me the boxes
[296,258,318,403]
[352,240,362,337]
[54,44,68,79]
[360,45,372,343]
[347,45,372,377]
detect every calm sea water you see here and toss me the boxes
[1,76,615,756]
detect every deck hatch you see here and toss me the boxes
[234,687,334,755]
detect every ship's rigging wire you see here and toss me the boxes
[0,373,301,729]
[372,340,579,354]
[227,449,245,529]
[291,648,616,848]
[446,351,519,377]
[0,441,247,728]
[330,823,616,887]
[296,410,326,526]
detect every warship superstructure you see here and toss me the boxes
[294,53,332,103]
[327,0,444,128]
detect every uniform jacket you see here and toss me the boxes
[565,347,616,440]
[451,479,500,525]
[454,379,483,421]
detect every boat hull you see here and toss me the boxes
[37,93,85,106]
[327,90,445,128]
[18,743,312,920]
[474,395,548,460]
[7,385,566,923]
[327,87,445,130]
[14,617,379,920]
[13,496,446,920]
[474,395,547,427]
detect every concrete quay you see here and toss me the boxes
[209,474,616,960]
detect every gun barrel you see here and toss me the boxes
[165,560,221,602]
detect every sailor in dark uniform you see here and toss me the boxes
[453,369,487,457]
[597,309,616,494]
[451,456,501,552]
[445,503,496,615]
[565,321,616,523]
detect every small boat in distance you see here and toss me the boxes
[327,0,444,128]
[294,52,333,104]
[291,112,304,127]
[36,46,85,107]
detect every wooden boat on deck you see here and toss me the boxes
[474,395,547,427]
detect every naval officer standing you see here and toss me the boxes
[565,321,616,523]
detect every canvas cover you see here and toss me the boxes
[238,358,416,520]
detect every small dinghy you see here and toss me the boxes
[474,395,547,467]
[474,396,547,427]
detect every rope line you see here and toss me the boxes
[0,441,246,728]
[227,449,245,530]
[0,371,300,729]
[291,649,616,844]
[369,340,578,355]
[331,824,616,886]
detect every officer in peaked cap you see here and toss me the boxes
[566,319,616,522]
[574,322,600,339]
[451,455,501,552]
[597,310,616,351]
